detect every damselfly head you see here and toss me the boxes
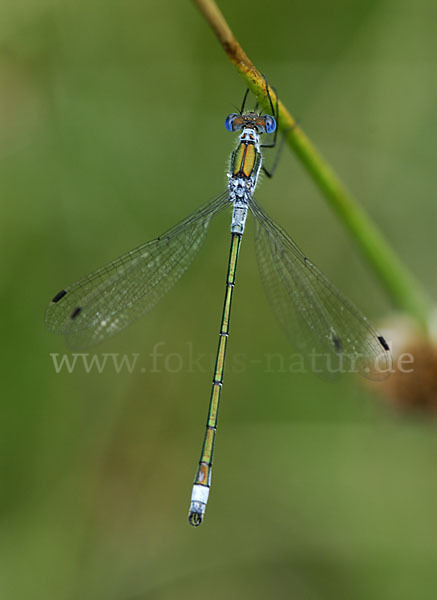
[225,112,276,134]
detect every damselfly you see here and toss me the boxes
[46,83,391,526]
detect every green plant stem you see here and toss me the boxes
[193,0,432,332]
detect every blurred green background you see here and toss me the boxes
[1,0,436,598]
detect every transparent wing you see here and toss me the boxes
[250,198,392,380]
[46,192,230,349]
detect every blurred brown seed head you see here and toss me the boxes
[375,315,437,413]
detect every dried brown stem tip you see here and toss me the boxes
[192,0,295,130]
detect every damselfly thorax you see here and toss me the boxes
[226,112,275,234]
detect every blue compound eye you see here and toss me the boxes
[264,115,276,134]
[224,113,238,132]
